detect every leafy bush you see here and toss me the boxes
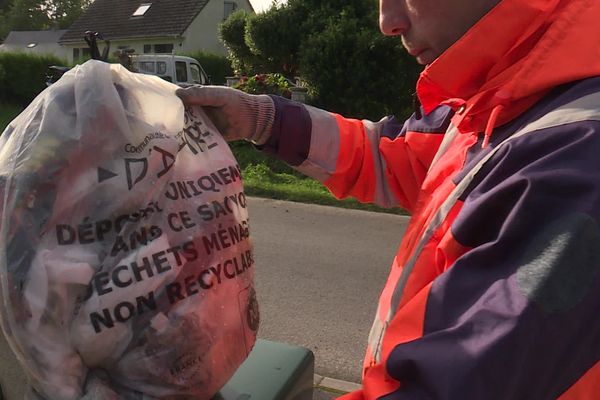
[234,73,292,98]
[182,51,233,85]
[0,52,66,106]
[244,5,304,76]
[219,10,250,57]
[299,14,420,120]
[219,10,266,75]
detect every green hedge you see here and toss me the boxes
[0,52,67,106]
[182,51,233,85]
[0,103,23,132]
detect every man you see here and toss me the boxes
[178,0,600,398]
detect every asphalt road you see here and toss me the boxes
[249,197,409,383]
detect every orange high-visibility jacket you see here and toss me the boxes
[262,0,600,398]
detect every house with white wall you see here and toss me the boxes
[0,30,69,60]
[59,0,254,64]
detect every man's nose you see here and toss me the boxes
[379,0,409,36]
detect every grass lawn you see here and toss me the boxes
[241,163,405,215]
[231,142,406,215]
[0,104,406,215]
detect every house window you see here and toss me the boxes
[73,47,91,61]
[157,62,167,75]
[175,61,187,82]
[154,44,173,54]
[143,44,152,53]
[224,1,237,19]
[132,3,151,16]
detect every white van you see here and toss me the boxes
[130,54,210,86]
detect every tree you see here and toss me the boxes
[0,0,91,41]
[4,0,49,31]
[219,10,256,75]
[0,0,12,12]
[46,0,92,29]
[219,0,421,120]
[244,4,305,76]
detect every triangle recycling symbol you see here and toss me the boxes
[97,167,119,183]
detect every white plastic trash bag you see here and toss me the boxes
[0,60,259,400]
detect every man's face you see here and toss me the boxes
[380,0,501,65]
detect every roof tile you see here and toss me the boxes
[60,0,209,43]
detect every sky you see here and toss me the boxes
[249,0,287,13]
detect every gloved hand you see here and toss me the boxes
[176,86,275,145]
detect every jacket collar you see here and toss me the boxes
[416,0,600,134]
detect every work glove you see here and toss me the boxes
[176,86,275,145]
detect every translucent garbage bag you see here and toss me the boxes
[0,60,259,400]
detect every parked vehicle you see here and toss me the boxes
[129,54,211,86]
[44,32,208,88]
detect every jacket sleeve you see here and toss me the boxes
[261,96,453,213]
[379,119,600,400]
